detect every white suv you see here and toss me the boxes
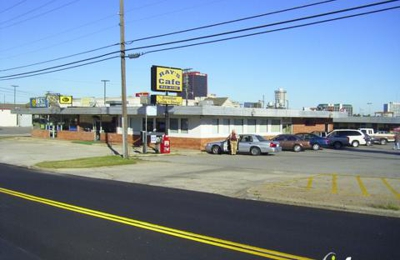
[327,129,371,147]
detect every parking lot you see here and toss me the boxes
[143,144,400,215]
[0,137,399,217]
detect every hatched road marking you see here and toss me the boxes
[302,174,400,199]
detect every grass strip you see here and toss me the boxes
[35,156,137,169]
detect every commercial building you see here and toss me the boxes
[8,94,400,151]
[11,95,350,150]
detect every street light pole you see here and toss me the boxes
[101,80,110,106]
[119,0,129,159]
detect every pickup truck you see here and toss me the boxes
[359,128,395,145]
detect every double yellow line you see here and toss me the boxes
[0,187,312,260]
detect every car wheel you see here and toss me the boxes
[380,139,387,145]
[312,143,320,151]
[293,144,302,152]
[250,147,261,156]
[333,142,342,149]
[211,145,221,154]
[351,140,359,147]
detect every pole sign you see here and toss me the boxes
[151,95,182,106]
[151,66,183,92]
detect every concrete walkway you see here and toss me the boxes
[0,136,399,218]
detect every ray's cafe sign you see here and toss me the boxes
[150,65,183,106]
[150,65,183,138]
[151,65,183,93]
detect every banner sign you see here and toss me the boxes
[30,97,48,108]
[151,95,182,106]
[151,65,183,92]
[59,95,73,104]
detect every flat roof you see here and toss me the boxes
[12,106,348,119]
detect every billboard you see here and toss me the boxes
[59,95,73,104]
[151,66,183,92]
[151,95,182,106]
[30,97,48,108]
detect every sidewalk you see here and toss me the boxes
[0,137,399,218]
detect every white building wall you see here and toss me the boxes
[18,114,33,127]
[0,109,17,126]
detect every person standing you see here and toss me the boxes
[394,131,400,150]
[228,129,238,155]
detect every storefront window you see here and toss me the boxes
[181,118,189,133]
[259,119,268,133]
[170,118,179,133]
[271,119,281,132]
[234,119,243,133]
[247,119,256,133]
[212,119,219,134]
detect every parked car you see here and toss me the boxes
[270,134,312,152]
[311,131,328,138]
[326,129,371,147]
[295,132,330,150]
[205,134,282,156]
[326,135,350,149]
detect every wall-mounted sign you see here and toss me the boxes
[151,95,182,106]
[59,95,73,104]
[30,97,48,108]
[151,65,183,92]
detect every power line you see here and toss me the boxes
[0,0,27,15]
[1,56,120,81]
[125,0,399,52]
[141,6,400,56]
[0,43,119,72]
[1,52,120,79]
[0,0,80,29]
[0,0,338,70]
[126,0,337,44]
[1,1,398,80]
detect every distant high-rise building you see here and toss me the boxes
[384,102,400,117]
[179,71,208,100]
[274,88,287,108]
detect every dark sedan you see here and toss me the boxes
[271,134,312,152]
[295,132,330,150]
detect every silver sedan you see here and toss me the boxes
[205,134,282,156]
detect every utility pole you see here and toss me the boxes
[101,80,110,106]
[11,85,19,126]
[119,0,129,159]
[11,85,18,107]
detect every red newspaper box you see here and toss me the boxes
[160,135,170,154]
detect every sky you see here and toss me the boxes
[0,0,399,114]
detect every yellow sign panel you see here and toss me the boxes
[59,95,73,104]
[151,66,183,92]
[151,95,182,106]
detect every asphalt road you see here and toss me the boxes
[1,164,400,260]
